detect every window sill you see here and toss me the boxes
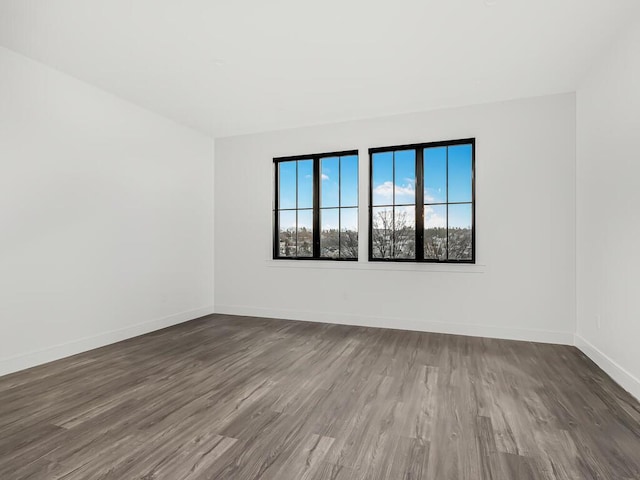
[266,259,486,274]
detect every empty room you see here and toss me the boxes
[1,1,639,479]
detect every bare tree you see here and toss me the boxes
[447,227,472,260]
[297,226,313,256]
[372,211,470,260]
[282,211,469,260]
[424,227,446,260]
[371,210,392,258]
[424,227,471,260]
[320,229,339,258]
[372,210,414,259]
[340,229,359,258]
[279,226,313,257]
[279,228,296,256]
[320,227,358,259]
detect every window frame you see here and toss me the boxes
[368,138,475,264]
[273,149,359,261]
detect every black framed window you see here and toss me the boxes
[369,138,475,263]
[274,150,358,260]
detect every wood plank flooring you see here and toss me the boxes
[1,314,639,480]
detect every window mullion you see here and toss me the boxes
[274,163,279,259]
[445,147,449,261]
[415,148,424,261]
[368,152,374,261]
[338,156,342,258]
[472,144,476,264]
[312,157,321,258]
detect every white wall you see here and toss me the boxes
[575,20,640,399]
[215,94,576,344]
[0,47,215,376]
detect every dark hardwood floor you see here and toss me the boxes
[1,314,639,480]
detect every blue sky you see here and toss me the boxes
[279,155,359,230]
[320,155,358,208]
[279,145,472,231]
[371,144,472,229]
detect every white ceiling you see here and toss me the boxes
[1,0,637,138]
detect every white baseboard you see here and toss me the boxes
[574,334,640,402]
[0,305,215,377]
[5,304,637,403]
[214,304,574,345]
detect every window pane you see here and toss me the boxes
[297,209,313,257]
[448,203,472,261]
[278,210,297,257]
[297,159,314,209]
[340,155,359,208]
[394,150,416,205]
[320,157,339,208]
[424,147,447,204]
[372,152,393,206]
[320,208,340,258]
[371,206,393,258]
[340,208,358,258]
[424,204,447,261]
[278,161,297,209]
[448,144,472,203]
[394,205,415,259]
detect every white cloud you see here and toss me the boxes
[425,206,446,228]
[373,181,415,201]
[396,184,415,197]
[303,173,330,180]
